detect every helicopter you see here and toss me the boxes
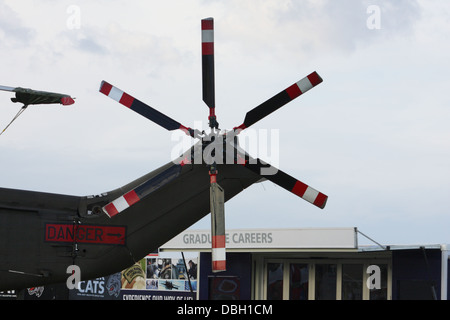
[0,17,327,291]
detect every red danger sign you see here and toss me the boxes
[45,223,126,245]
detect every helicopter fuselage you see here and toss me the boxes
[0,142,260,291]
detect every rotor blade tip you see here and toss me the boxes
[201,18,214,29]
[309,71,323,86]
[60,96,75,105]
[99,81,113,95]
[315,194,328,209]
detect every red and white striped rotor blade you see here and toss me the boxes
[202,17,219,129]
[202,17,215,111]
[103,164,183,218]
[233,71,323,133]
[243,158,328,209]
[99,81,200,138]
[210,173,226,272]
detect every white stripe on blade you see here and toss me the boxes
[111,196,130,213]
[295,77,313,93]
[108,86,124,102]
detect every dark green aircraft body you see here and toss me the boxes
[0,144,260,291]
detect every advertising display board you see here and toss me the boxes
[162,228,358,251]
[69,254,198,300]
[11,252,198,300]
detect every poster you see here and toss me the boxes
[69,273,122,300]
[68,253,198,300]
[119,254,198,300]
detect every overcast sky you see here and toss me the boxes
[1,0,449,246]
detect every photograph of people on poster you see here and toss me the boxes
[144,256,198,292]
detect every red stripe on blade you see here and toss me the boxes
[307,72,323,87]
[202,19,214,30]
[233,123,246,132]
[104,203,119,218]
[212,235,226,249]
[291,180,308,198]
[123,190,140,206]
[202,42,214,55]
[286,83,302,100]
[100,81,112,95]
[119,92,134,108]
[313,193,328,209]
[212,260,226,271]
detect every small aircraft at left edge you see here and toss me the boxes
[0,85,75,135]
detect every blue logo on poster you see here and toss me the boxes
[106,273,121,298]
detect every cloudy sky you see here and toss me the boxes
[1,0,449,246]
